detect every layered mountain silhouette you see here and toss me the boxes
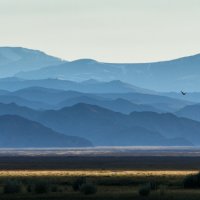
[0,47,64,77]
[0,102,198,146]
[176,104,200,122]
[129,111,200,145]
[14,50,200,91]
[0,115,92,148]
[57,96,161,114]
[0,77,154,94]
[97,92,192,112]
[0,94,51,110]
[0,86,191,112]
[0,47,200,147]
[35,104,199,146]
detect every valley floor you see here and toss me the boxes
[0,170,199,200]
[0,148,200,199]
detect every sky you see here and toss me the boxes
[0,0,200,63]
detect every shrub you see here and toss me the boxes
[138,184,151,196]
[149,181,158,191]
[80,183,97,195]
[27,184,34,193]
[159,185,167,196]
[72,177,86,191]
[34,181,50,194]
[183,173,200,188]
[4,180,22,194]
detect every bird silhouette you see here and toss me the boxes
[181,91,187,95]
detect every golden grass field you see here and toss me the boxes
[0,170,199,200]
[0,170,197,177]
[0,154,200,199]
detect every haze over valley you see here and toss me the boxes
[0,47,200,147]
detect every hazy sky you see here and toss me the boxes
[0,0,200,62]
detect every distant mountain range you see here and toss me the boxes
[1,102,200,146]
[57,96,161,114]
[176,104,200,122]
[35,103,200,146]
[97,92,192,112]
[1,47,196,92]
[0,47,200,147]
[0,47,64,77]
[0,77,154,94]
[0,94,51,110]
[0,47,200,91]
[0,86,192,112]
[0,115,92,148]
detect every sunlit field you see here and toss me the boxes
[0,148,200,199]
[0,170,199,200]
[0,170,197,177]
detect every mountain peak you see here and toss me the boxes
[0,47,65,77]
[71,58,98,64]
[0,47,56,59]
[60,103,115,115]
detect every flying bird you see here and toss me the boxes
[181,91,187,95]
